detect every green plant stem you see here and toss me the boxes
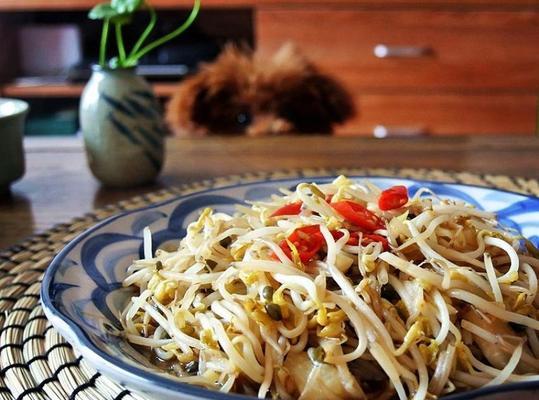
[132,0,200,61]
[99,19,110,67]
[128,3,157,62]
[115,23,127,65]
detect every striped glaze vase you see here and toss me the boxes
[80,67,166,187]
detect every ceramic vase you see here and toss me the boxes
[80,67,165,187]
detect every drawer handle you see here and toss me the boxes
[373,44,433,59]
[373,125,429,138]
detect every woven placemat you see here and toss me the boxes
[1,167,539,400]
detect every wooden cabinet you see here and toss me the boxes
[257,7,539,135]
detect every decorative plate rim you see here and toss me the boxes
[41,174,539,400]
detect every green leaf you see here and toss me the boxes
[89,3,119,20]
[111,13,133,25]
[90,0,143,21]
[111,0,143,14]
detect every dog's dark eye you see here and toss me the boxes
[236,111,252,127]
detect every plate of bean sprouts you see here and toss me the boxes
[42,175,539,400]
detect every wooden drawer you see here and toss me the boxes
[257,9,539,90]
[335,94,537,136]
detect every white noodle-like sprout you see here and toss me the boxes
[484,252,503,304]
[485,343,523,386]
[143,226,152,259]
[432,290,450,344]
[429,344,456,395]
[258,346,274,398]
[450,289,539,330]
[379,252,443,287]
[461,320,498,343]
[485,236,520,283]
[370,341,407,400]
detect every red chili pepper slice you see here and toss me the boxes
[378,185,408,211]
[362,234,389,250]
[330,230,344,240]
[280,225,324,263]
[331,230,359,246]
[331,201,383,231]
[270,201,303,217]
[331,230,388,249]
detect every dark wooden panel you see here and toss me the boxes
[0,16,19,83]
[257,9,539,90]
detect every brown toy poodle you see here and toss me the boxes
[165,43,355,137]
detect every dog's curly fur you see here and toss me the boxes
[165,43,355,136]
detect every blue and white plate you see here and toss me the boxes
[41,176,539,400]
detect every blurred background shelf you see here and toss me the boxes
[1,82,178,98]
[1,83,84,98]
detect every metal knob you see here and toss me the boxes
[374,44,433,59]
[373,125,429,138]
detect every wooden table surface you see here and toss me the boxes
[1,135,538,250]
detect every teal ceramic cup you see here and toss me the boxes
[0,98,29,193]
